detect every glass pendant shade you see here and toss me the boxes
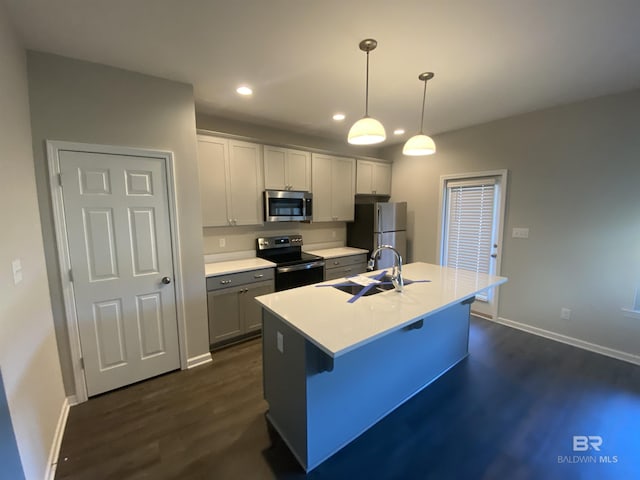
[348,39,386,146]
[348,116,386,145]
[402,133,436,156]
[403,71,436,156]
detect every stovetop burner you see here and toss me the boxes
[256,234,322,266]
[270,251,323,266]
[256,234,325,291]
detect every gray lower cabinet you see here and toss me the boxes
[324,253,368,281]
[207,268,274,348]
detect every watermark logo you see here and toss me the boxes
[557,435,618,464]
[573,435,602,452]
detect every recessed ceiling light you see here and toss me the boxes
[394,128,406,135]
[236,85,253,96]
[333,113,346,121]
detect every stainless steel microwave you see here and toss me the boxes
[264,190,313,222]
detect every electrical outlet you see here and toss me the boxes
[512,227,529,239]
[219,238,226,248]
[277,331,284,353]
[560,308,571,320]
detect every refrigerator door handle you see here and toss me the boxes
[377,207,381,233]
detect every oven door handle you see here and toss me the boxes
[277,261,325,273]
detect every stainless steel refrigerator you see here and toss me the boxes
[347,202,407,269]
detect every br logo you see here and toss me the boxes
[573,435,603,451]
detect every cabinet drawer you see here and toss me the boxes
[325,254,367,269]
[206,268,274,291]
[325,262,368,281]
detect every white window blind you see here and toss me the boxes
[444,179,496,277]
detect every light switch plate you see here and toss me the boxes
[512,227,529,239]
[12,258,23,285]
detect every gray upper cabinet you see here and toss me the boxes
[197,135,264,227]
[312,153,356,222]
[356,159,392,195]
[264,146,311,191]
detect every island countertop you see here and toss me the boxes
[255,262,507,358]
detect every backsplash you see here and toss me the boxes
[202,222,347,254]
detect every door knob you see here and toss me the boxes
[161,276,172,284]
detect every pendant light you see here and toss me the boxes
[403,72,436,156]
[348,39,386,145]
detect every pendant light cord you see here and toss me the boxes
[364,51,370,117]
[419,79,428,134]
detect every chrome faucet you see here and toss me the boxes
[368,245,404,292]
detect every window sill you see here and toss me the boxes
[622,308,640,319]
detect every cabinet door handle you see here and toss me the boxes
[254,273,264,278]
[333,261,339,265]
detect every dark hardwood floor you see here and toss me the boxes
[55,317,640,480]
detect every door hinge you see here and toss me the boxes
[79,357,84,370]
[69,269,74,282]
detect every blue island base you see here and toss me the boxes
[262,300,471,472]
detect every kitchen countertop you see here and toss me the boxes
[205,258,275,277]
[255,262,507,358]
[204,247,368,277]
[305,247,369,259]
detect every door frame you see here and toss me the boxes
[47,140,188,403]
[437,169,508,319]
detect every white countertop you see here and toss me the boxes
[205,258,275,277]
[306,247,369,259]
[255,262,507,358]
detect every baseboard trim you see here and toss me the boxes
[494,316,640,366]
[45,396,70,480]
[187,352,213,369]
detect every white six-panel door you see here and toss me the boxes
[59,150,180,396]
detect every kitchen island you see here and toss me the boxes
[255,262,507,472]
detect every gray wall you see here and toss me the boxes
[0,9,66,479]
[27,52,210,396]
[384,89,640,358]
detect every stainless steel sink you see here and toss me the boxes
[332,275,413,297]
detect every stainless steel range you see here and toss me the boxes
[256,234,324,291]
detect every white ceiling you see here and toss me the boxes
[5,0,640,145]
